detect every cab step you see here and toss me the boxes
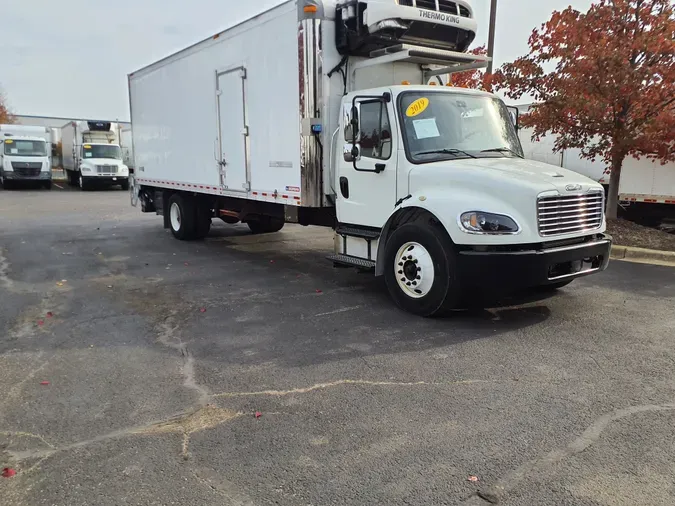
[335,225,381,239]
[327,254,376,270]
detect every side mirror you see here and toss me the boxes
[506,105,520,131]
[343,143,360,162]
[343,102,360,142]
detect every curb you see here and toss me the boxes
[611,245,675,266]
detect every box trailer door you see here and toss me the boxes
[216,67,249,192]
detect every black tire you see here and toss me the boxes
[247,217,285,234]
[120,180,130,191]
[67,170,78,186]
[194,204,212,239]
[43,181,52,190]
[383,222,460,317]
[168,193,197,240]
[2,179,12,190]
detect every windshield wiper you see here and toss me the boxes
[480,147,523,158]
[414,148,477,159]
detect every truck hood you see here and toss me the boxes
[408,157,602,196]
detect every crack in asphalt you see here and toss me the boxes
[463,402,675,504]
[212,379,487,398]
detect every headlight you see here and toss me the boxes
[81,166,91,172]
[460,211,520,234]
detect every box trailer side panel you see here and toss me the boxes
[61,123,77,172]
[129,1,301,199]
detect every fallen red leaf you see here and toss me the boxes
[199,308,206,313]
[468,475,479,483]
[315,289,322,294]
[184,262,189,266]
[46,311,54,318]
[255,411,262,419]
[37,320,44,326]
[2,468,16,478]
[40,381,50,386]
[269,260,275,264]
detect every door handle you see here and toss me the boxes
[375,163,386,173]
[339,177,349,199]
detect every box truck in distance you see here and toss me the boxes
[62,121,129,191]
[129,0,612,316]
[0,125,52,189]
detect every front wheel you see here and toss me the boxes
[383,222,460,317]
[43,181,52,190]
[78,173,88,191]
[120,180,130,191]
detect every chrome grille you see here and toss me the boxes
[537,192,604,236]
[96,165,118,174]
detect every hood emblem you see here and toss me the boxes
[566,184,583,192]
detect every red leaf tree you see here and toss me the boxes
[492,0,675,219]
[447,45,493,90]
[0,90,15,124]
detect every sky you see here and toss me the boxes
[1,0,593,120]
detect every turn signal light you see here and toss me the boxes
[304,5,317,13]
[401,80,410,85]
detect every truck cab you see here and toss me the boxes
[0,126,52,190]
[333,85,610,315]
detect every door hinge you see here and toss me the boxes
[239,68,247,79]
[242,181,251,191]
[241,126,249,136]
[216,90,223,96]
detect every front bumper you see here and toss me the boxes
[457,234,612,291]
[2,171,52,181]
[82,175,127,185]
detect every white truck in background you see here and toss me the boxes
[120,126,135,174]
[129,0,611,316]
[0,125,52,190]
[518,109,675,227]
[61,121,129,190]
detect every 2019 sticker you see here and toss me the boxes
[406,97,430,117]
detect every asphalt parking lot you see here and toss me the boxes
[1,185,674,506]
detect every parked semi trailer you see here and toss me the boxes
[0,125,52,189]
[62,121,129,190]
[129,0,611,316]
[120,125,134,175]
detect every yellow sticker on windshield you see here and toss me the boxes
[4,139,13,144]
[83,145,91,149]
[406,97,429,117]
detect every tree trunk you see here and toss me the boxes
[606,152,625,220]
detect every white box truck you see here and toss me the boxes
[129,0,611,316]
[0,125,52,190]
[120,125,134,174]
[61,121,129,190]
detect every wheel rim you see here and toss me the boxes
[79,175,83,188]
[170,202,181,231]
[394,242,434,299]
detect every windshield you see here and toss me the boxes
[398,92,523,163]
[3,139,47,157]
[83,144,122,160]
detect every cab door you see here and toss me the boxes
[336,91,399,229]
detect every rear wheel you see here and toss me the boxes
[247,216,284,234]
[168,194,198,240]
[194,204,212,239]
[383,222,459,317]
